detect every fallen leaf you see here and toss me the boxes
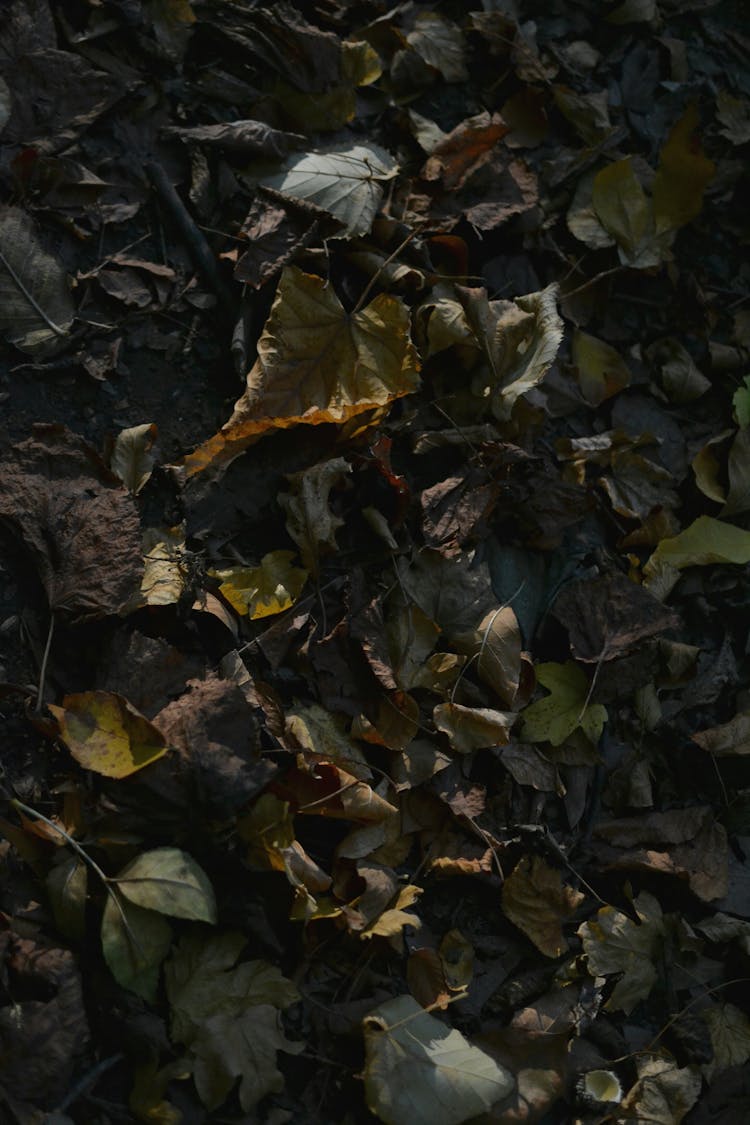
[110,847,216,923]
[363,994,514,1125]
[407,12,467,83]
[434,702,515,752]
[101,893,173,1001]
[702,1003,750,1078]
[591,158,652,261]
[279,457,351,577]
[521,662,607,746]
[692,711,750,756]
[644,516,750,584]
[502,855,584,958]
[49,691,168,778]
[46,856,87,942]
[110,423,158,494]
[653,104,715,233]
[552,572,678,662]
[571,330,631,406]
[453,604,523,706]
[165,931,302,1112]
[286,702,371,778]
[264,144,397,237]
[0,205,75,354]
[361,883,422,940]
[577,890,664,1013]
[211,550,308,618]
[618,1054,701,1124]
[184,267,419,475]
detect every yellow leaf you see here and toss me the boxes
[653,104,715,233]
[571,330,631,406]
[49,691,168,778]
[211,550,307,619]
[521,662,607,747]
[644,515,750,582]
[502,855,584,958]
[110,422,158,494]
[361,884,423,939]
[184,267,419,475]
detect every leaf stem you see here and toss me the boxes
[10,797,111,886]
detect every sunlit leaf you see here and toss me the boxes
[363,995,514,1125]
[184,267,419,475]
[111,847,216,923]
[211,550,307,619]
[521,662,607,747]
[264,145,397,237]
[644,516,750,583]
[361,884,422,939]
[49,691,168,778]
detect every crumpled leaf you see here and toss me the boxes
[502,855,584,957]
[135,525,187,608]
[211,550,308,618]
[0,425,143,622]
[264,144,397,237]
[433,702,515,753]
[618,1054,701,1124]
[184,267,419,475]
[110,423,158,494]
[521,662,607,746]
[653,104,715,233]
[279,457,351,577]
[0,205,75,354]
[577,890,664,1013]
[164,931,301,1112]
[363,995,514,1125]
[111,847,216,923]
[361,883,422,940]
[646,337,710,403]
[49,691,168,778]
[101,893,173,1001]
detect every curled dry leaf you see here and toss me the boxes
[184,267,420,476]
[110,422,158,494]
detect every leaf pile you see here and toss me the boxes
[1,1,750,1123]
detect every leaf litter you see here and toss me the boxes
[1,0,750,1122]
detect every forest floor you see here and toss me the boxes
[2,1,750,1123]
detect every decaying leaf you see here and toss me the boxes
[110,423,158,494]
[279,457,351,577]
[0,205,75,354]
[702,1003,750,1078]
[49,691,168,778]
[433,702,515,752]
[578,891,664,1013]
[502,855,584,958]
[692,711,750,757]
[165,931,302,1111]
[363,995,514,1125]
[618,1054,701,1124]
[184,267,420,475]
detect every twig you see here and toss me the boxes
[561,266,626,301]
[35,612,55,712]
[57,1053,124,1112]
[351,230,418,315]
[145,160,235,308]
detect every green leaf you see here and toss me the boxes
[653,104,715,233]
[363,995,514,1125]
[521,662,607,747]
[733,375,750,427]
[101,892,173,1001]
[46,856,88,942]
[111,847,217,924]
[644,516,750,581]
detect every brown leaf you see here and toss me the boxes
[552,571,679,662]
[692,711,750,757]
[0,425,143,621]
[502,856,584,957]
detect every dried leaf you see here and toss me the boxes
[692,711,750,757]
[502,855,584,957]
[46,857,87,942]
[49,691,168,778]
[434,702,515,753]
[279,457,351,577]
[184,267,419,475]
[619,1054,701,1124]
[644,516,750,584]
[211,550,308,618]
[363,995,514,1125]
[653,104,715,233]
[592,158,651,260]
[110,423,158,494]
[702,1003,750,1077]
[572,330,631,406]
[407,13,467,83]
[577,891,664,1013]
[0,205,74,354]
[264,144,397,237]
